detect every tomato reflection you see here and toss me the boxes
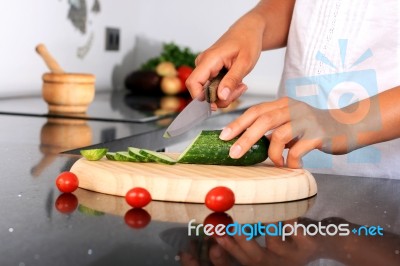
[55,193,78,214]
[124,208,152,229]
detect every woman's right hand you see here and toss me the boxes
[185,11,266,109]
[185,0,296,109]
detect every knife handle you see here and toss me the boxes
[206,68,228,103]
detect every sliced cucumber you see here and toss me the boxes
[128,147,154,163]
[114,151,144,162]
[178,130,269,166]
[139,149,177,165]
[105,152,117,161]
[80,148,108,161]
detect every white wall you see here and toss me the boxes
[0,0,284,98]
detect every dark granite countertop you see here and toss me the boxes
[0,91,399,266]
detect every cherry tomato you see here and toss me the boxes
[205,186,235,212]
[124,208,151,229]
[125,187,152,208]
[177,65,193,88]
[56,171,79,193]
[55,193,78,214]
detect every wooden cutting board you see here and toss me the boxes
[74,188,316,224]
[70,154,317,204]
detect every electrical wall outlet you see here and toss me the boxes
[105,27,120,51]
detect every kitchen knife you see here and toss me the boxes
[163,68,227,138]
[61,126,194,155]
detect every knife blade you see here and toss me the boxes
[61,126,194,155]
[163,68,227,138]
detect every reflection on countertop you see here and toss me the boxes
[0,89,271,123]
[31,118,93,177]
[0,92,399,266]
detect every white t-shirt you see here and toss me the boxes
[278,0,400,179]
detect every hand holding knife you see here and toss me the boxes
[163,68,228,138]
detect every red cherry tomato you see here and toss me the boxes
[205,186,235,212]
[125,187,152,208]
[124,208,151,229]
[56,172,79,193]
[55,193,78,214]
[177,65,193,88]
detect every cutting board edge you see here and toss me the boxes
[71,157,318,204]
[75,188,317,224]
[76,185,317,204]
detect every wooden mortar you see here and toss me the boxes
[42,73,95,113]
[36,44,96,113]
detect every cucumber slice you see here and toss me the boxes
[128,147,154,162]
[114,151,144,162]
[139,149,177,165]
[105,152,117,161]
[178,130,269,166]
[80,148,108,161]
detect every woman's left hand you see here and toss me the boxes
[219,97,356,168]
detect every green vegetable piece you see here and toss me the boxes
[139,149,177,165]
[178,130,269,166]
[80,148,108,161]
[105,152,117,161]
[114,151,144,162]
[140,42,198,70]
[128,147,154,162]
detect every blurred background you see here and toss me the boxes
[0,0,285,97]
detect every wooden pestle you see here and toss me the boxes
[35,44,65,74]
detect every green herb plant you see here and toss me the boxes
[141,42,199,70]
